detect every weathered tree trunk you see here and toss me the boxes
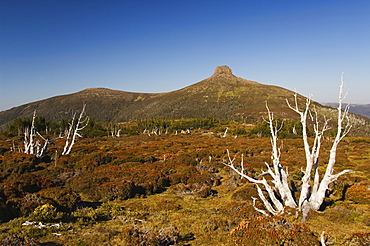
[24,111,37,155]
[23,111,49,158]
[62,104,89,155]
[224,77,351,221]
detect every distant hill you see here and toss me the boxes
[323,103,370,119]
[1,66,370,136]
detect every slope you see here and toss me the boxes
[1,66,369,136]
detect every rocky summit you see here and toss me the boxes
[211,65,234,78]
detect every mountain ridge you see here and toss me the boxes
[1,66,369,136]
[323,103,370,119]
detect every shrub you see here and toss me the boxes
[72,207,98,223]
[0,190,15,222]
[155,200,182,212]
[39,187,81,212]
[231,185,259,201]
[343,232,370,246]
[0,235,42,246]
[0,153,38,174]
[121,225,179,246]
[168,173,188,186]
[346,185,370,204]
[99,179,136,201]
[0,173,54,207]
[95,202,125,219]
[29,203,57,222]
[230,216,319,245]
[6,193,49,218]
[170,183,214,198]
[203,218,232,232]
[351,138,370,144]
[324,206,354,223]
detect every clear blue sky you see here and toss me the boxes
[1,0,369,111]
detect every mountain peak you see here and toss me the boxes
[211,65,235,78]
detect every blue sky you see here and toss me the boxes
[1,0,369,111]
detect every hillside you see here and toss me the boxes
[0,88,162,128]
[324,103,370,119]
[1,66,369,135]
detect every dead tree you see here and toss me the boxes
[23,111,49,158]
[62,104,89,155]
[111,125,121,137]
[23,111,37,155]
[224,78,351,221]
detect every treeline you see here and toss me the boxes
[136,117,222,131]
[2,117,225,138]
[3,115,335,139]
[3,116,107,138]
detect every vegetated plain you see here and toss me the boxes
[0,118,369,245]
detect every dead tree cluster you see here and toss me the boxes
[21,105,89,157]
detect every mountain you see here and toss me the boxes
[1,66,369,135]
[323,103,370,119]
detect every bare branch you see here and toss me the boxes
[62,104,89,155]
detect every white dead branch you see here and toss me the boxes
[24,111,36,155]
[224,77,352,221]
[62,104,89,155]
[111,125,121,137]
[23,111,49,158]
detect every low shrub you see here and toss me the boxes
[95,202,125,219]
[203,218,232,232]
[170,183,215,198]
[230,216,319,245]
[121,225,179,246]
[231,185,259,201]
[72,207,98,223]
[0,235,42,246]
[0,153,38,174]
[343,232,370,246]
[346,185,370,204]
[39,187,81,212]
[29,203,57,222]
[155,200,182,212]
[99,179,136,201]
[324,206,354,223]
[0,173,53,199]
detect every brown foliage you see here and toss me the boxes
[346,185,370,204]
[39,187,81,212]
[0,153,38,174]
[120,225,179,246]
[231,185,259,202]
[170,183,214,198]
[0,235,42,246]
[5,193,49,218]
[230,216,319,245]
[0,173,53,198]
[343,232,370,246]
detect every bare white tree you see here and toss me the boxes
[224,77,352,221]
[24,111,37,155]
[110,124,121,137]
[20,105,89,157]
[23,111,49,158]
[62,104,89,155]
[222,127,228,138]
